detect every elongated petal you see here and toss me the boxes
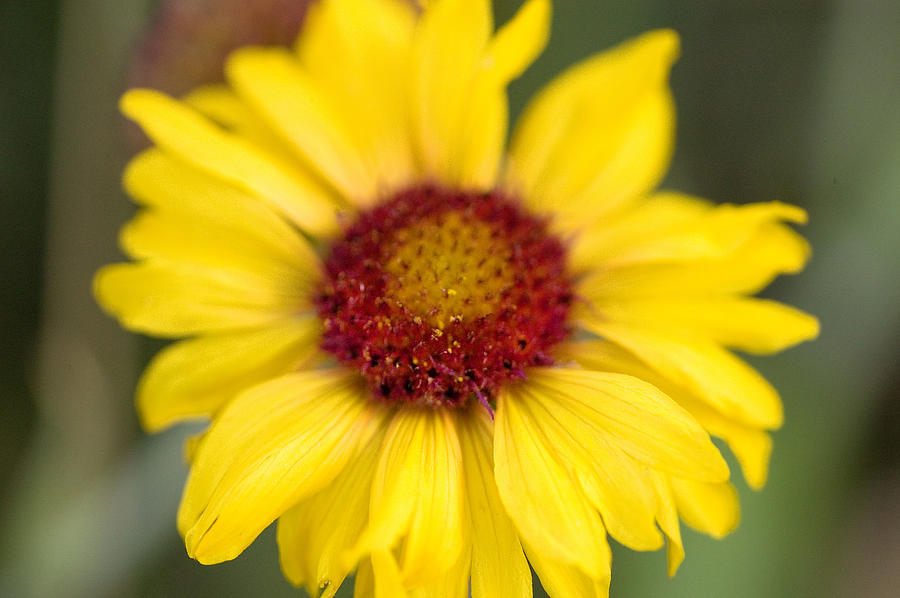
[398,410,464,586]
[354,558,375,598]
[560,340,775,489]
[569,192,711,273]
[606,202,806,266]
[297,0,418,196]
[407,547,471,598]
[178,370,375,563]
[511,383,662,550]
[453,0,550,188]
[580,321,783,429]
[579,221,811,299]
[587,296,819,355]
[507,30,678,230]
[525,369,729,481]
[484,0,550,83]
[123,149,319,273]
[182,84,254,129]
[347,411,423,561]
[278,420,385,598]
[524,539,611,598]
[577,465,661,551]
[412,0,492,183]
[183,85,299,161]
[93,260,304,337]
[571,196,807,272]
[227,47,378,201]
[456,409,531,598]
[349,408,464,587]
[721,426,772,490]
[138,317,321,431]
[674,390,774,490]
[649,471,684,576]
[372,551,407,598]
[452,75,508,189]
[669,477,740,539]
[120,89,340,236]
[278,503,317,592]
[119,209,315,289]
[494,387,610,577]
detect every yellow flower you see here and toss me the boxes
[94,0,819,596]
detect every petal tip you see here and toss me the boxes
[804,314,821,341]
[641,28,681,65]
[134,378,173,433]
[782,203,809,225]
[223,44,280,82]
[119,88,165,120]
[92,264,123,316]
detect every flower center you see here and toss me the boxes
[383,211,516,328]
[316,185,573,408]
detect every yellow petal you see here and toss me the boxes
[560,339,775,489]
[226,47,378,202]
[354,557,375,598]
[349,408,464,587]
[123,150,319,274]
[587,297,819,355]
[412,0,492,184]
[181,85,248,128]
[648,471,684,577]
[297,0,418,196]
[723,426,772,490]
[578,221,811,299]
[137,317,321,431]
[608,201,806,266]
[278,504,316,592]
[673,391,774,490]
[507,30,679,230]
[577,459,661,551]
[484,0,551,83]
[452,75,508,189]
[397,410,464,586]
[182,85,299,160]
[347,411,423,560]
[571,195,807,271]
[183,432,204,464]
[524,539,611,598]
[453,0,551,188]
[119,209,317,291]
[525,369,729,482]
[178,370,376,564]
[494,387,610,577]
[407,546,471,598]
[669,477,740,539]
[580,321,783,429]
[93,260,304,337]
[569,192,711,273]
[512,383,662,550]
[277,420,385,598]
[456,409,531,598]
[120,89,340,237]
[372,550,407,598]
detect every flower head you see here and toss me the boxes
[95,0,818,596]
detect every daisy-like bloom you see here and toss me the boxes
[95,0,819,596]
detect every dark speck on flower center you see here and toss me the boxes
[316,185,573,408]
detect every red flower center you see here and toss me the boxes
[316,185,573,408]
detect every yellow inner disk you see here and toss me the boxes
[383,213,515,329]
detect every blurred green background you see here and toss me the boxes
[1,0,898,596]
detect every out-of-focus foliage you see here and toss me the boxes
[1,0,898,597]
